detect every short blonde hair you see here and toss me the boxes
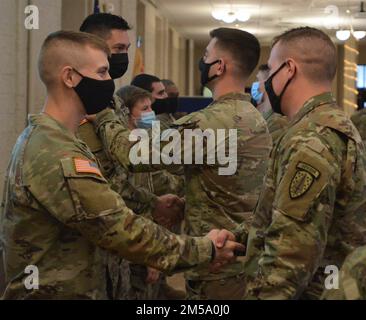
[38,30,110,88]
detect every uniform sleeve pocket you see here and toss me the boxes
[60,157,123,221]
[273,148,331,222]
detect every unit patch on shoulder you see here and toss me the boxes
[289,162,321,199]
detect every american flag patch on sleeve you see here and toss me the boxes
[74,158,103,177]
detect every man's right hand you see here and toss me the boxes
[152,194,184,230]
[206,229,246,273]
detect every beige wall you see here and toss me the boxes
[0,0,62,197]
[0,0,27,198]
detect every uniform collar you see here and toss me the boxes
[214,92,251,103]
[263,109,274,121]
[29,113,77,140]
[289,92,336,126]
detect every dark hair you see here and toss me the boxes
[131,74,161,92]
[272,27,337,82]
[258,64,269,72]
[161,79,176,88]
[80,13,131,40]
[257,64,270,78]
[209,28,260,79]
[116,85,152,112]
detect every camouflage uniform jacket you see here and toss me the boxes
[94,93,272,281]
[322,245,366,300]
[242,92,366,300]
[351,108,366,147]
[78,95,157,217]
[0,113,212,300]
[263,110,288,145]
[77,96,156,300]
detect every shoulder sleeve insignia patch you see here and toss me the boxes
[289,162,321,199]
[74,158,103,177]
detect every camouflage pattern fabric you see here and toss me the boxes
[0,113,213,300]
[241,92,366,300]
[94,93,272,285]
[322,245,366,300]
[263,110,288,145]
[77,96,157,300]
[351,108,366,147]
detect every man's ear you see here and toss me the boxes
[217,58,226,75]
[286,59,297,78]
[61,66,77,89]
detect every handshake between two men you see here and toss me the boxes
[152,193,245,274]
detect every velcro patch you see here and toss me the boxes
[74,158,102,177]
[296,162,320,179]
[289,162,321,199]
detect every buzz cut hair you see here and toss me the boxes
[38,30,110,89]
[272,27,337,83]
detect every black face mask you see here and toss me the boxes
[264,62,294,115]
[152,97,179,115]
[199,58,220,87]
[73,69,115,115]
[108,53,129,79]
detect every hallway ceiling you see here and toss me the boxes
[156,0,366,45]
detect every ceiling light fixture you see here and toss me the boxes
[353,30,366,39]
[336,30,351,41]
[211,7,251,24]
[236,10,251,22]
[211,10,226,20]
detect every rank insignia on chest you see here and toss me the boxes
[289,162,320,199]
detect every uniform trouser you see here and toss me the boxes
[106,255,131,300]
[185,274,247,300]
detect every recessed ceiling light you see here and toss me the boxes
[353,31,366,39]
[212,10,225,20]
[222,12,236,24]
[336,30,351,41]
[236,11,251,22]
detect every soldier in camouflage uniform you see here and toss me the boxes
[251,64,288,144]
[351,108,366,146]
[322,246,366,300]
[0,31,244,300]
[78,13,186,300]
[237,27,366,300]
[116,85,185,300]
[92,28,272,299]
[78,13,151,300]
